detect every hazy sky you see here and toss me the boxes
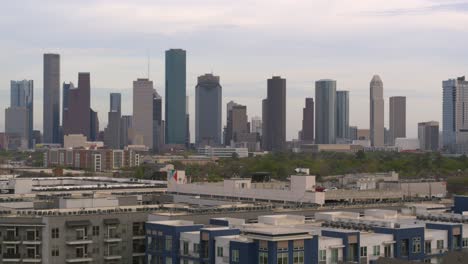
[1,0,468,140]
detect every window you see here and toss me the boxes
[293,251,304,264]
[360,246,367,257]
[319,250,327,261]
[463,238,468,248]
[182,241,189,255]
[51,248,59,257]
[277,252,288,264]
[76,228,87,240]
[373,245,380,256]
[259,240,268,251]
[437,240,444,250]
[384,245,391,257]
[294,240,304,250]
[231,249,240,262]
[401,240,409,257]
[425,241,432,254]
[259,252,268,264]
[412,237,421,253]
[165,235,172,251]
[51,228,59,239]
[193,243,200,253]
[165,256,172,264]
[92,226,100,236]
[454,236,460,248]
[331,248,339,263]
[217,246,223,257]
[182,260,188,264]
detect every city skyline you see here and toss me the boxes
[2,1,468,140]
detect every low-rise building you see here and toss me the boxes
[197,146,249,158]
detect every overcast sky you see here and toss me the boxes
[1,0,468,140]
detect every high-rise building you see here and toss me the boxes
[63,73,91,140]
[133,78,155,148]
[9,80,34,148]
[186,95,191,147]
[110,93,122,113]
[389,96,406,145]
[418,121,439,151]
[153,92,164,152]
[43,53,60,143]
[251,116,262,136]
[225,101,240,146]
[349,126,358,141]
[120,115,133,148]
[5,107,28,150]
[104,93,122,149]
[228,104,249,146]
[195,73,222,146]
[90,109,99,142]
[336,91,349,140]
[62,82,73,127]
[370,75,385,147]
[315,79,336,144]
[301,98,314,142]
[262,76,286,151]
[443,76,468,153]
[165,49,187,145]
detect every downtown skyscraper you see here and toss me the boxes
[6,80,34,149]
[336,90,349,140]
[43,53,60,144]
[370,75,384,147]
[165,49,187,145]
[104,93,122,149]
[63,73,91,139]
[443,76,468,153]
[301,98,314,142]
[315,79,336,144]
[195,73,222,146]
[133,78,156,148]
[262,76,286,152]
[389,96,406,145]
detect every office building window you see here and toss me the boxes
[231,249,240,262]
[413,237,421,253]
[373,245,380,256]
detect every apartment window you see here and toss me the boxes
[401,240,409,257]
[182,260,188,264]
[259,251,268,264]
[51,228,59,239]
[412,237,421,253]
[217,246,223,257]
[425,241,432,254]
[165,256,172,264]
[277,252,288,264]
[165,235,172,251]
[193,243,200,253]
[437,240,444,250]
[26,246,37,258]
[294,240,304,250]
[384,245,391,257]
[454,236,460,248]
[259,240,268,251]
[463,238,468,248]
[182,241,189,255]
[360,246,367,257]
[319,249,327,261]
[331,248,339,263]
[76,228,87,240]
[231,249,240,262]
[293,251,304,264]
[373,245,380,256]
[51,248,59,257]
[76,246,87,258]
[92,226,100,236]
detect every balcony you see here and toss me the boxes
[22,255,42,263]
[104,234,122,243]
[2,253,21,261]
[65,254,93,263]
[3,235,21,244]
[23,236,42,245]
[65,236,93,245]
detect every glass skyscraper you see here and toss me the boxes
[165,49,187,145]
[336,90,349,140]
[315,79,337,144]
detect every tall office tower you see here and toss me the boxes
[370,75,385,147]
[5,108,28,150]
[62,82,73,126]
[195,73,222,146]
[90,109,99,141]
[443,76,468,153]
[43,53,60,143]
[302,98,314,142]
[120,115,133,147]
[133,78,155,148]
[63,73,91,139]
[251,116,262,136]
[110,93,122,113]
[186,95,191,147]
[225,101,240,146]
[349,126,358,141]
[261,99,268,149]
[418,121,440,151]
[10,80,34,148]
[153,92,164,152]
[262,76,286,151]
[104,93,122,149]
[226,104,248,146]
[315,79,337,144]
[389,96,406,145]
[165,49,187,145]
[336,91,349,140]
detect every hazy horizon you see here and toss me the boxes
[2,0,468,140]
